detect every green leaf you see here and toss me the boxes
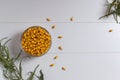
[3,39,11,46]
[36,70,44,80]
[107,0,116,14]
[99,11,115,19]
[14,50,22,62]
[113,13,118,23]
[27,65,39,80]
[4,46,10,59]
[19,59,23,80]
[0,37,7,42]
[99,0,120,23]
[3,70,9,79]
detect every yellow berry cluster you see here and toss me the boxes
[21,26,51,56]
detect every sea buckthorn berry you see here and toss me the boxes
[58,46,63,50]
[109,29,113,32]
[58,36,63,39]
[49,64,55,67]
[51,25,56,29]
[21,26,51,56]
[53,56,58,60]
[62,66,66,71]
[70,17,74,21]
[46,18,51,21]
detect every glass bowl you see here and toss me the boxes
[21,26,52,57]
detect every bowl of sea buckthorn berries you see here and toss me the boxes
[21,26,52,57]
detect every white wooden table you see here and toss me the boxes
[0,0,120,80]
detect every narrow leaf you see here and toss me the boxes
[14,50,22,62]
[27,65,39,80]
[36,70,44,80]
[19,59,23,80]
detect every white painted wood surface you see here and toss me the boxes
[0,0,120,80]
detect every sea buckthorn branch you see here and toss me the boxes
[99,0,120,23]
[0,38,44,80]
